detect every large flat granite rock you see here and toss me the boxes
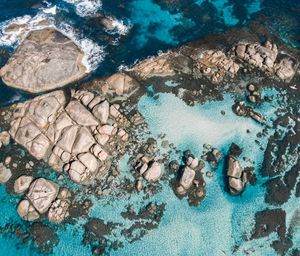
[0,28,87,93]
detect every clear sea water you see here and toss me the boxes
[0,0,299,255]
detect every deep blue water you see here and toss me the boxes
[0,0,300,255]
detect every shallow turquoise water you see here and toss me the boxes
[0,0,300,255]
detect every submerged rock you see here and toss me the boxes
[0,28,87,93]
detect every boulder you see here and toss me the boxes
[179,166,195,190]
[27,178,59,214]
[227,156,242,178]
[229,177,244,195]
[0,131,10,147]
[17,199,40,221]
[0,28,87,93]
[274,57,297,82]
[143,162,162,182]
[133,54,175,79]
[0,163,12,183]
[65,100,99,126]
[92,100,109,124]
[14,175,33,194]
[103,73,139,95]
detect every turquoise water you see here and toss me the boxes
[0,0,300,255]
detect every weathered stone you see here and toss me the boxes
[48,199,70,223]
[14,175,33,194]
[92,100,109,124]
[229,177,244,195]
[103,73,139,95]
[0,28,87,93]
[179,166,195,190]
[143,162,162,182]
[78,152,100,173]
[227,156,242,178]
[66,100,99,126]
[0,163,11,183]
[72,127,95,155]
[133,54,175,79]
[17,199,40,221]
[274,57,297,82]
[27,178,59,214]
[0,131,10,147]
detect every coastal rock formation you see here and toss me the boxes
[0,28,87,93]
[14,175,33,194]
[17,199,40,221]
[101,73,139,96]
[143,162,162,183]
[178,166,195,193]
[8,89,130,184]
[133,53,176,79]
[27,178,59,214]
[226,144,255,195]
[48,188,71,223]
[0,131,10,148]
[196,50,240,83]
[0,163,12,183]
[16,178,71,223]
[234,41,298,81]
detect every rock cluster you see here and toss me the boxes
[233,101,264,123]
[16,178,71,223]
[247,84,261,104]
[202,144,223,168]
[176,150,205,196]
[133,53,175,79]
[0,28,87,93]
[226,144,254,195]
[196,50,240,83]
[135,156,163,184]
[234,41,298,82]
[9,89,130,184]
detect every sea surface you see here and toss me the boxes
[0,0,299,255]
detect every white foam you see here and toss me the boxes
[42,6,57,15]
[57,22,105,72]
[0,9,105,72]
[63,0,102,17]
[0,13,54,46]
[105,18,132,36]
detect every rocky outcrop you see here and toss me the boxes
[14,175,33,194]
[196,50,239,83]
[101,73,139,96]
[8,89,130,184]
[135,158,163,183]
[17,178,71,223]
[48,188,71,223]
[0,28,87,93]
[234,41,298,82]
[0,163,12,183]
[27,178,59,214]
[133,53,176,79]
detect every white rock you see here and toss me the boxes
[14,175,33,194]
[143,162,162,182]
